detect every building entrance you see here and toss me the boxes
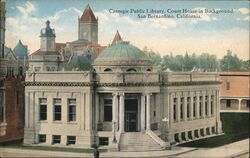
[125,99,138,132]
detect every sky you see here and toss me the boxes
[5,0,250,59]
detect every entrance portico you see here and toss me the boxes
[112,92,151,133]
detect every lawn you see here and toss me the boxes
[0,139,107,153]
[179,113,249,148]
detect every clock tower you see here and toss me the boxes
[78,4,98,43]
[40,20,56,52]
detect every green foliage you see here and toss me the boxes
[220,50,243,71]
[142,46,248,72]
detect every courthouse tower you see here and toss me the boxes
[78,4,98,43]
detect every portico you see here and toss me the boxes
[111,92,152,133]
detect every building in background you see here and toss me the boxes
[0,0,25,141]
[220,71,250,113]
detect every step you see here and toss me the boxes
[119,132,163,151]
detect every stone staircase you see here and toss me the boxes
[119,132,163,151]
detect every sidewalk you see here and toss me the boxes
[0,146,196,158]
[0,139,249,158]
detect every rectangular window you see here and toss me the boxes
[68,99,76,122]
[199,96,203,117]
[193,96,196,118]
[180,97,184,119]
[211,96,214,115]
[52,135,61,144]
[67,136,76,145]
[54,99,61,121]
[104,99,112,122]
[0,91,4,123]
[39,98,47,121]
[226,81,230,91]
[99,137,109,146]
[187,97,190,118]
[173,98,177,121]
[205,96,208,116]
[39,134,46,143]
[226,100,231,108]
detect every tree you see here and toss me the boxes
[220,50,242,71]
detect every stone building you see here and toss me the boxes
[24,32,223,151]
[0,0,7,136]
[29,21,64,72]
[0,0,25,141]
[63,5,106,61]
[220,71,250,113]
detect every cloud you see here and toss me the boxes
[238,8,249,15]
[16,1,36,18]
[244,16,250,21]
[6,17,18,26]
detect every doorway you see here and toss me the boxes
[125,99,138,132]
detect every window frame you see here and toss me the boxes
[53,98,62,121]
[68,99,76,122]
[39,98,47,121]
[103,98,112,122]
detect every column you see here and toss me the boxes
[177,94,181,121]
[196,93,200,119]
[238,99,242,111]
[146,93,151,130]
[112,92,118,132]
[208,93,211,117]
[141,94,146,131]
[183,94,187,121]
[202,93,206,118]
[190,92,194,120]
[119,92,125,133]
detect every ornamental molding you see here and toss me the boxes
[97,82,161,87]
[25,81,92,87]
[164,81,221,87]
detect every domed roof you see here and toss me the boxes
[13,40,28,59]
[94,41,152,66]
[64,55,93,71]
[40,20,56,37]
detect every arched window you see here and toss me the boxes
[146,68,151,72]
[104,68,112,72]
[126,68,136,72]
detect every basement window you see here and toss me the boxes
[99,137,109,146]
[39,134,46,143]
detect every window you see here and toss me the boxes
[187,97,190,118]
[226,81,230,91]
[104,99,112,122]
[126,68,136,72]
[206,128,210,135]
[173,98,177,121]
[0,91,4,123]
[211,96,214,115]
[39,134,46,143]
[99,137,109,146]
[193,97,197,118]
[39,98,47,121]
[146,68,151,72]
[226,100,231,108]
[180,97,184,119]
[67,136,76,145]
[68,99,76,122]
[212,127,216,134]
[54,99,61,121]
[52,135,61,144]
[104,68,112,72]
[199,96,203,117]
[205,96,208,116]
[247,100,250,108]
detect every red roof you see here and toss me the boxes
[112,30,122,45]
[80,4,97,23]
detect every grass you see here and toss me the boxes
[179,113,250,148]
[0,139,107,153]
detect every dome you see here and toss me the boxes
[40,20,56,37]
[64,55,93,71]
[13,40,28,59]
[94,41,152,66]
